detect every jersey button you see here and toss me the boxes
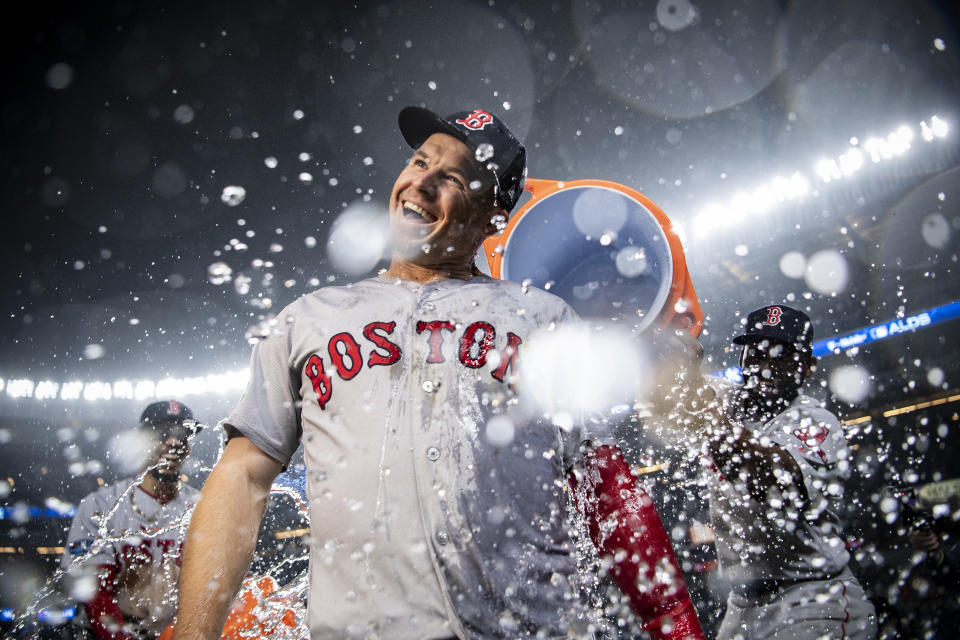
[436,530,449,545]
[422,301,436,311]
[426,446,441,461]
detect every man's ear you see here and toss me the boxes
[804,354,818,378]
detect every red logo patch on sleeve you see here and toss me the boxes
[793,425,829,448]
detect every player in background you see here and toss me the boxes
[62,401,201,640]
[653,305,877,639]
[174,106,704,640]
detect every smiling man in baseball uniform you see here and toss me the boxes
[174,106,704,640]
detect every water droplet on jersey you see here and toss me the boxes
[220,185,246,206]
[520,279,532,294]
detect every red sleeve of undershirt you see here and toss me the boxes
[83,566,138,640]
[571,444,705,640]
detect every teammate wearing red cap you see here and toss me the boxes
[174,106,704,640]
[62,400,201,640]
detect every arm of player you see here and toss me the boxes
[701,412,809,507]
[570,444,705,640]
[173,436,283,640]
[61,494,136,640]
[82,566,138,640]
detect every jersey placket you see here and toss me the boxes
[407,282,472,638]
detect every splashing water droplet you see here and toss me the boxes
[921,213,950,249]
[234,274,252,295]
[615,246,647,278]
[485,415,515,447]
[779,251,806,279]
[83,344,105,360]
[327,202,390,275]
[173,104,195,124]
[45,62,75,89]
[475,143,495,162]
[927,367,945,387]
[805,249,849,295]
[207,261,233,285]
[221,185,247,206]
[829,365,871,403]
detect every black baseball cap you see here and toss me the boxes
[140,400,200,435]
[398,106,527,212]
[733,305,814,353]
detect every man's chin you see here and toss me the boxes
[389,235,438,262]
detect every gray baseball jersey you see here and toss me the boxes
[708,391,876,639]
[709,392,851,582]
[62,480,199,637]
[226,274,613,640]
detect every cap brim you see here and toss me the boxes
[398,106,469,150]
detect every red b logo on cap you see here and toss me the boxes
[763,306,783,326]
[456,109,494,131]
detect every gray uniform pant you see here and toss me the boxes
[717,569,877,640]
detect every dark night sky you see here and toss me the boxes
[0,0,958,454]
